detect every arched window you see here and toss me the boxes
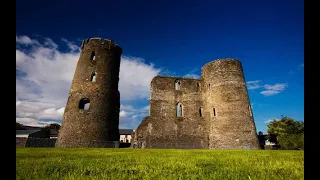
[208,84,211,90]
[176,103,183,117]
[90,51,96,62]
[175,80,180,90]
[199,107,202,117]
[90,72,97,82]
[79,98,90,110]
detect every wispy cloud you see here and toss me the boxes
[61,38,80,52]
[260,83,288,96]
[118,105,150,129]
[16,35,160,128]
[288,63,304,75]
[16,35,40,46]
[247,80,288,96]
[184,68,200,79]
[247,80,262,90]
[184,73,200,79]
[264,118,280,124]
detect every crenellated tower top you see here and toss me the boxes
[81,37,122,54]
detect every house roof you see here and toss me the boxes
[16,130,40,135]
[119,129,134,135]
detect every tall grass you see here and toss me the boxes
[16,148,304,180]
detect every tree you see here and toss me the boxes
[40,123,61,134]
[45,123,61,130]
[16,122,26,130]
[266,116,304,150]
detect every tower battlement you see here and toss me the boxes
[81,37,122,53]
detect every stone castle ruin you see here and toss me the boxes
[56,37,260,149]
[133,59,260,149]
[56,38,122,147]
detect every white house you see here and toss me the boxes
[119,129,134,143]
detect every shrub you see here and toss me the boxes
[277,133,304,150]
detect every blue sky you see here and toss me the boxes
[16,0,304,133]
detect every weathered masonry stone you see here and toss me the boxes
[56,38,122,148]
[133,58,260,149]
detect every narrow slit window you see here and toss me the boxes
[176,103,183,117]
[90,72,97,82]
[79,98,90,110]
[175,80,180,90]
[249,105,252,116]
[90,51,96,61]
[213,108,216,117]
[161,104,165,115]
[199,107,202,117]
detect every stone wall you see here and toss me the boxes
[16,137,28,147]
[202,59,260,149]
[134,76,208,149]
[134,58,260,149]
[56,38,122,148]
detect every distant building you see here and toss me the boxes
[119,129,134,143]
[265,139,276,146]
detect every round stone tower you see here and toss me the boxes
[56,38,122,148]
[201,58,260,149]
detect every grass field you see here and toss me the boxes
[16,148,304,180]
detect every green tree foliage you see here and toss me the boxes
[45,123,61,130]
[40,123,61,135]
[277,134,304,150]
[266,116,304,150]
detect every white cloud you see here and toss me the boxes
[260,83,288,96]
[16,35,40,46]
[184,73,200,79]
[118,105,150,129]
[264,118,280,124]
[16,118,59,127]
[119,56,160,100]
[61,38,80,52]
[143,105,150,111]
[16,35,160,128]
[246,80,288,96]
[119,110,127,117]
[246,80,262,90]
[184,68,200,79]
